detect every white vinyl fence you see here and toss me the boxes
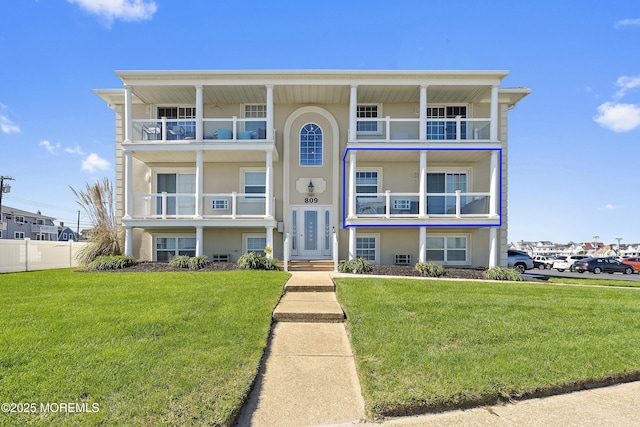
[0,239,88,273]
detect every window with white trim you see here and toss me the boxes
[15,216,24,224]
[245,234,267,256]
[156,236,196,262]
[426,236,468,264]
[243,104,267,137]
[356,234,379,263]
[36,219,44,225]
[157,107,196,139]
[355,171,379,196]
[427,105,467,140]
[356,104,381,134]
[243,171,266,196]
[427,172,468,215]
[300,123,323,166]
[15,232,25,239]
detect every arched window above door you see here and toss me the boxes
[300,123,323,166]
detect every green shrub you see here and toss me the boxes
[237,252,281,271]
[189,255,210,270]
[415,262,446,277]
[338,257,372,274]
[169,255,210,270]
[169,255,191,269]
[89,255,137,271]
[484,266,524,281]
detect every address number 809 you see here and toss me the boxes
[304,197,318,204]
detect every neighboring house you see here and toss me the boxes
[95,70,529,267]
[58,225,77,242]
[0,205,57,240]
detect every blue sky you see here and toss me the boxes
[1,0,639,244]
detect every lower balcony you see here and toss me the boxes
[129,193,274,219]
[347,190,498,226]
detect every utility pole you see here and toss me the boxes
[616,237,623,256]
[0,176,15,231]
[77,210,80,241]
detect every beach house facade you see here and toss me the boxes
[95,70,529,267]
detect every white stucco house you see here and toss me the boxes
[95,70,529,268]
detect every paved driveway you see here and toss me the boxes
[526,268,640,283]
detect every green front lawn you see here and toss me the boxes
[0,269,288,426]
[335,277,640,418]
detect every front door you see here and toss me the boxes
[291,206,331,259]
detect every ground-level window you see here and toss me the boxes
[356,234,379,264]
[426,236,468,264]
[156,236,196,262]
[244,234,267,256]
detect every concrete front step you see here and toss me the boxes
[284,272,336,292]
[281,260,337,272]
[273,292,345,323]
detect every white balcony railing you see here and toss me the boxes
[353,190,492,218]
[31,224,58,233]
[130,193,274,219]
[353,117,491,142]
[131,117,270,143]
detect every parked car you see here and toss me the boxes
[507,250,534,273]
[622,257,640,273]
[552,255,589,272]
[573,257,635,274]
[532,255,554,270]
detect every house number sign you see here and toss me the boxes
[304,197,319,204]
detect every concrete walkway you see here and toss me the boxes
[236,271,640,426]
[235,272,365,426]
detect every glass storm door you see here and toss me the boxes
[292,206,331,259]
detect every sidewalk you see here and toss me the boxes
[235,271,640,426]
[234,272,365,426]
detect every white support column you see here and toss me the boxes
[196,226,203,257]
[489,227,498,267]
[349,85,358,141]
[266,85,274,140]
[265,150,273,217]
[419,85,427,141]
[419,150,426,217]
[195,85,203,141]
[490,85,499,141]
[348,150,357,217]
[124,84,132,142]
[266,227,274,258]
[489,150,499,217]
[419,226,426,263]
[125,227,133,256]
[124,151,133,219]
[348,227,356,260]
[195,150,203,218]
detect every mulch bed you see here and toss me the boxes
[100,261,544,282]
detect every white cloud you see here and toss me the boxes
[614,75,640,99]
[67,0,157,23]
[0,103,20,134]
[594,102,640,132]
[604,204,620,210]
[65,145,87,156]
[614,18,640,29]
[39,140,61,153]
[82,153,110,173]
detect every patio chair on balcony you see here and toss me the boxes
[217,128,232,140]
[237,131,253,140]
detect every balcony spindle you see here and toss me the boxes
[231,192,237,219]
[161,117,168,142]
[455,190,461,218]
[161,192,167,219]
[385,190,391,218]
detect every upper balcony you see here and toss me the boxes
[132,117,270,143]
[352,117,491,143]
